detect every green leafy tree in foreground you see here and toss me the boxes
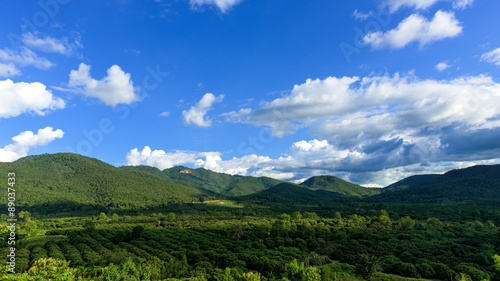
[27,258,77,280]
[228,224,243,240]
[493,255,500,273]
[355,254,382,281]
[23,220,37,237]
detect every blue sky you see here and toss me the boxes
[1,0,500,186]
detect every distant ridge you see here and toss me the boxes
[384,174,440,191]
[300,175,381,197]
[122,165,283,196]
[370,164,500,203]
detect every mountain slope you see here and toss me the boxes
[300,175,381,197]
[384,174,440,191]
[0,153,209,208]
[371,165,500,203]
[158,166,283,196]
[261,182,350,202]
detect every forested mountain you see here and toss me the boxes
[0,153,210,209]
[124,165,283,196]
[370,164,500,203]
[258,182,366,202]
[300,175,381,197]
[384,174,440,191]
[3,153,500,210]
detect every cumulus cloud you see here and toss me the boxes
[22,32,81,55]
[126,146,221,170]
[481,47,500,66]
[363,10,462,49]
[223,73,500,184]
[67,63,140,106]
[0,47,52,69]
[189,0,243,13]
[436,61,451,71]
[125,138,500,186]
[0,79,65,118]
[0,127,64,162]
[0,63,20,78]
[182,93,224,127]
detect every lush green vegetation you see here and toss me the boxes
[1,206,499,280]
[383,175,440,192]
[371,165,500,204]
[0,153,212,210]
[136,165,284,196]
[0,154,499,280]
[300,176,381,197]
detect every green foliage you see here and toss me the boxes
[372,164,500,203]
[23,220,37,237]
[384,174,440,191]
[228,224,243,240]
[300,175,381,197]
[454,263,490,281]
[0,153,207,210]
[148,165,283,196]
[27,258,77,280]
[493,255,500,273]
[354,254,382,280]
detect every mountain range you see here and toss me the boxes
[1,153,499,209]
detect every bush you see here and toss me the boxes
[27,258,77,280]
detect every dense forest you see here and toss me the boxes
[0,153,499,280]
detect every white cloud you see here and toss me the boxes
[159,112,170,117]
[126,146,221,170]
[125,141,495,186]
[383,0,474,12]
[223,73,500,184]
[125,138,500,187]
[481,47,500,66]
[436,61,451,71]
[68,63,140,106]
[353,9,373,20]
[383,0,440,13]
[0,79,65,118]
[363,10,462,49]
[0,63,20,78]
[22,32,81,55]
[0,47,52,69]
[182,93,224,127]
[0,127,64,162]
[453,0,474,9]
[189,0,243,13]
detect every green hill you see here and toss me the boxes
[384,174,440,191]
[371,164,500,204]
[300,175,381,197]
[0,153,210,210]
[261,182,349,202]
[156,166,283,196]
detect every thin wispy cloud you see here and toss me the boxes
[481,47,500,66]
[189,0,243,13]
